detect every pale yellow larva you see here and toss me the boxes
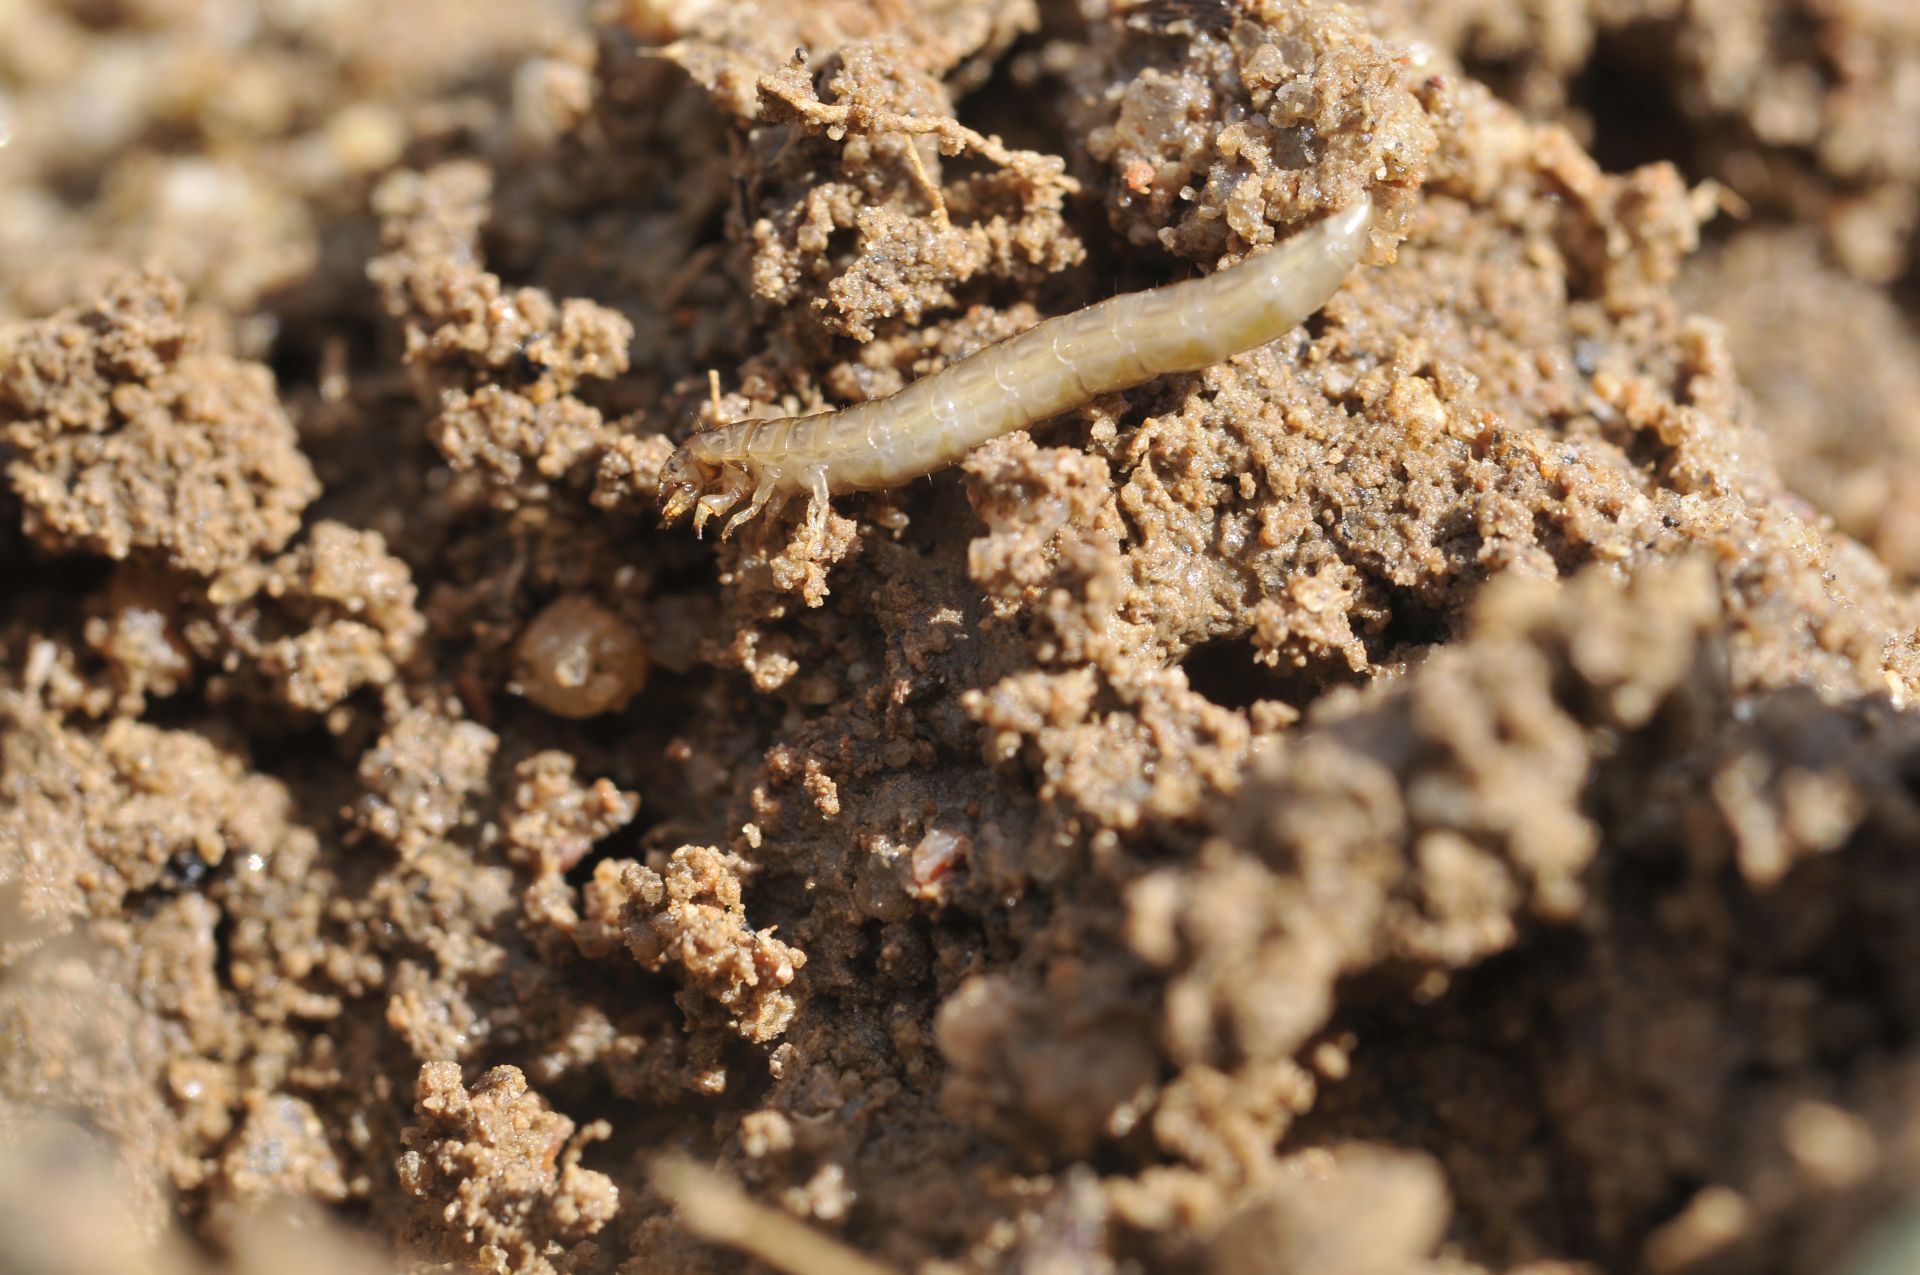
[659,197,1372,539]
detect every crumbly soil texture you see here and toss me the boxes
[5,1,1920,1274]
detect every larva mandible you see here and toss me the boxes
[659,196,1373,539]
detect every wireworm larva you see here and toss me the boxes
[659,196,1372,538]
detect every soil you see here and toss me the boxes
[4,1,1920,1273]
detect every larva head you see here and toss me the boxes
[656,445,715,525]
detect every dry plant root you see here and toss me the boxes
[658,197,1373,539]
[650,1157,900,1275]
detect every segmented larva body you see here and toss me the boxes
[660,196,1372,538]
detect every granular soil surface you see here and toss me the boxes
[4,2,1920,1273]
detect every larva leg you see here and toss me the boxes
[804,463,831,540]
[691,491,732,537]
[692,468,750,538]
[721,478,779,541]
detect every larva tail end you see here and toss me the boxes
[1288,193,1372,285]
[1329,193,1373,243]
